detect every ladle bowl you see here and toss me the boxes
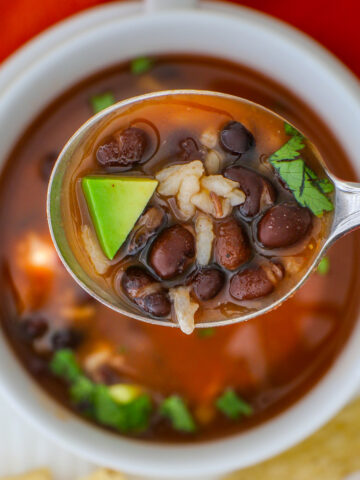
[47,89,360,329]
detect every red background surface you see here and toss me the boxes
[0,0,359,78]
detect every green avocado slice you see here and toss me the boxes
[82,176,158,260]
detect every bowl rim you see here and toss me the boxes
[0,1,360,478]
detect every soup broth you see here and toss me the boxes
[0,55,358,442]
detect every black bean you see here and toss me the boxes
[116,127,147,163]
[20,315,48,341]
[215,218,251,270]
[121,266,171,317]
[220,121,254,154]
[258,204,312,248]
[96,141,121,167]
[51,329,83,350]
[128,207,165,255]
[179,137,205,161]
[230,267,274,301]
[149,225,195,279]
[121,266,153,297]
[192,268,225,301]
[96,127,147,169]
[143,292,171,317]
[224,165,276,217]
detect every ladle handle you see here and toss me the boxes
[144,0,198,11]
[329,177,360,243]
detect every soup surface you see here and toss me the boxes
[61,92,334,334]
[0,55,359,442]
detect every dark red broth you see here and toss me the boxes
[0,55,359,442]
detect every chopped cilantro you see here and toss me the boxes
[70,375,95,404]
[317,256,330,275]
[51,349,152,433]
[216,389,253,420]
[269,123,334,217]
[93,384,128,430]
[50,349,81,383]
[131,57,153,75]
[197,327,215,338]
[161,395,196,433]
[90,92,115,114]
[93,386,151,433]
[124,394,152,432]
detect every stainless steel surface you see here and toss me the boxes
[47,89,360,329]
[326,177,360,243]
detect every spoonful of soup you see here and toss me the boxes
[47,90,355,334]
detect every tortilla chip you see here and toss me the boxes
[0,469,52,480]
[79,469,126,480]
[225,397,360,480]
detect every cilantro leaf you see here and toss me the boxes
[269,123,334,217]
[317,256,330,275]
[93,384,128,430]
[93,385,151,433]
[271,158,334,216]
[161,395,196,433]
[50,349,81,383]
[216,389,253,420]
[90,92,115,114]
[94,386,152,433]
[131,57,154,75]
[270,134,305,161]
[70,375,95,404]
[51,350,152,433]
[305,166,334,194]
[271,158,305,191]
[318,178,334,194]
[124,395,152,432]
[294,178,334,215]
[284,122,303,137]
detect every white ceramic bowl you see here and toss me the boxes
[0,1,360,478]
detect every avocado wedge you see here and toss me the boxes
[82,176,158,260]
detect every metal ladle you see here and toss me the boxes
[47,90,360,330]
